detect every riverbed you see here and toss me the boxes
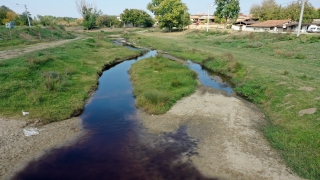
[9,46,301,179]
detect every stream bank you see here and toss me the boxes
[139,86,301,180]
[0,117,83,180]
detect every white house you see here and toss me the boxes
[232,20,258,31]
[246,20,292,32]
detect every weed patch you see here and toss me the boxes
[0,34,142,123]
[130,57,198,114]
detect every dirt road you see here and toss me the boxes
[0,37,82,61]
[139,86,301,180]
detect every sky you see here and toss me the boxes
[1,0,320,18]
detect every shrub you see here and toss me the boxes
[142,90,170,105]
[86,38,96,43]
[171,80,183,87]
[245,41,263,48]
[295,53,306,59]
[235,81,267,104]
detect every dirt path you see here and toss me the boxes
[139,86,301,180]
[0,37,82,61]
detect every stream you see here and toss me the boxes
[14,47,232,180]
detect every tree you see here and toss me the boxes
[0,5,12,25]
[36,15,56,26]
[147,0,190,31]
[15,11,33,26]
[281,1,316,22]
[2,11,17,24]
[250,0,317,22]
[96,15,121,27]
[75,0,102,30]
[121,9,154,27]
[250,0,281,21]
[214,0,240,23]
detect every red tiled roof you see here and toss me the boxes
[248,20,291,27]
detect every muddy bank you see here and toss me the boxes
[139,86,301,180]
[0,117,83,180]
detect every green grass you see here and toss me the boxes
[126,29,320,179]
[129,56,198,114]
[0,26,76,50]
[0,32,143,123]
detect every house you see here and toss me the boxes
[245,20,314,33]
[190,13,214,24]
[246,20,293,32]
[236,14,256,22]
[232,20,258,31]
[285,23,314,33]
[313,19,320,24]
[232,14,259,31]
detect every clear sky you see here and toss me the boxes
[1,0,320,18]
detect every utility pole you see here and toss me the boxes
[207,5,210,32]
[24,5,31,28]
[182,4,185,33]
[297,0,305,37]
[207,4,214,32]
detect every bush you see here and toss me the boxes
[245,41,263,48]
[295,53,306,59]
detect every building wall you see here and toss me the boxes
[232,25,240,30]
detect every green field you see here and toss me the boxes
[0,32,143,123]
[130,56,198,114]
[125,30,320,179]
[0,26,76,50]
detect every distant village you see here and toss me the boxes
[189,12,320,33]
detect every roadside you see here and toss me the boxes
[0,117,83,180]
[139,86,301,180]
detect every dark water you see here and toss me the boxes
[14,50,220,180]
[187,60,233,94]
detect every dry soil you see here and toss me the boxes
[0,117,83,180]
[139,86,302,180]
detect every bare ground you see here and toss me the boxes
[139,86,302,180]
[0,117,83,180]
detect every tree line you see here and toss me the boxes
[76,0,154,30]
[0,5,80,27]
[250,0,320,22]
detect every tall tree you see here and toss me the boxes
[96,15,121,27]
[214,0,240,23]
[147,0,190,31]
[250,0,317,22]
[0,5,12,25]
[121,9,154,27]
[2,11,17,24]
[75,0,102,30]
[250,0,281,21]
[281,1,316,22]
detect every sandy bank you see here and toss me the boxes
[0,117,83,180]
[139,86,301,180]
